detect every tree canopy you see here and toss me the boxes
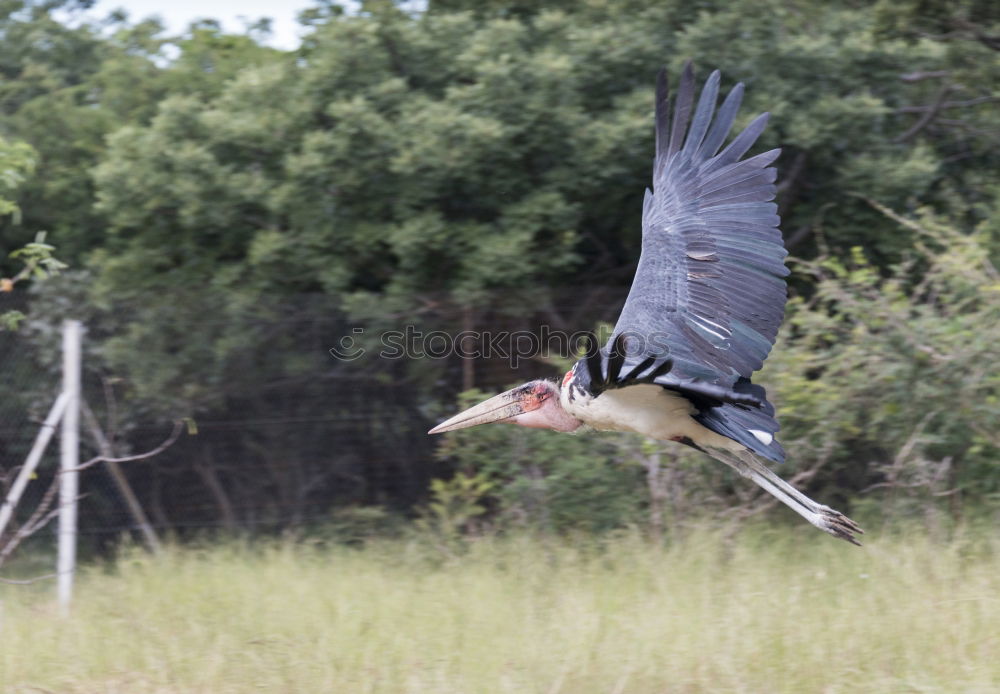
[1,0,997,538]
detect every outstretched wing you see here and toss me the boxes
[611,63,789,387]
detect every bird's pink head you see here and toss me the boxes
[428,379,583,434]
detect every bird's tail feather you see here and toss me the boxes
[691,378,785,463]
[705,445,864,545]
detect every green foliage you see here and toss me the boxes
[434,389,645,534]
[8,231,66,281]
[435,207,1000,533]
[415,471,495,546]
[3,0,999,531]
[0,128,65,330]
[68,0,998,413]
[0,309,24,330]
[0,135,35,220]
[675,0,999,265]
[0,0,288,264]
[2,231,67,330]
[0,135,37,329]
[763,203,1000,516]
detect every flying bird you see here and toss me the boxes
[429,63,863,545]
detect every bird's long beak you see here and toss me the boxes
[428,386,528,434]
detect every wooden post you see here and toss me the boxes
[58,320,81,613]
[0,392,69,541]
[81,400,162,553]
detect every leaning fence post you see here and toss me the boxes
[57,320,82,613]
[81,400,162,554]
[0,392,69,542]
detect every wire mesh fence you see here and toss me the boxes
[3,272,997,569]
[1,289,635,557]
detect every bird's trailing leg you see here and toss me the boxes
[707,447,864,545]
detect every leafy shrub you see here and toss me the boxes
[433,205,1000,535]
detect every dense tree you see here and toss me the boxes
[3,0,997,537]
[0,1,284,264]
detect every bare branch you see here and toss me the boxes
[894,412,938,469]
[895,85,954,142]
[854,195,1000,281]
[896,95,1000,113]
[81,400,163,553]
[66,420,183,474]
[974,32,1000,51]
[0,572,58,585]
[776,150,807,197]
[100,375,120,448]
[970,423,1000,449]
[2,464,24,488]
[784,224,813,251]
[900,70,950,83]
[1,420,179,573]
[776,150,808,222]
[19,478,60,538]
[936,119,1000,140]
[0,477,60,567]
[951,18,1000,51]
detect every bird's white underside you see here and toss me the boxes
[561,383,743,452]
[558,383,861,543]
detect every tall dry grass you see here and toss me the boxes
[1,525,998,693]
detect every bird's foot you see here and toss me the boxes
[811,505,864,546]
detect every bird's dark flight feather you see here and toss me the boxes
[611,62,789,388]
[575,332,762,408]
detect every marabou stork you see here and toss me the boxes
[429,63,863,545]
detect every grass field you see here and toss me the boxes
[2,525,999,693]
